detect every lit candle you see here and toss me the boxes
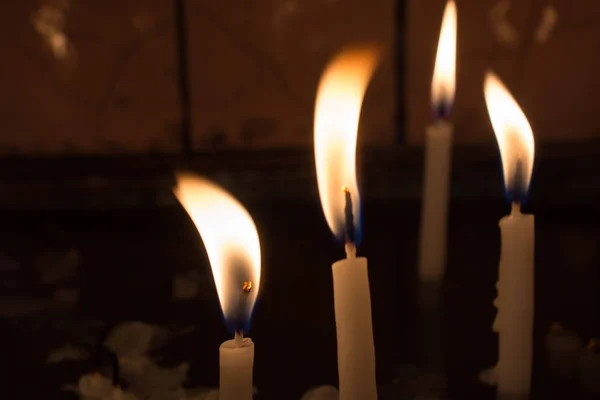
[174,174,261,400]
[418,0,457,282]
[484,71,536,397]
[314,45,381,400]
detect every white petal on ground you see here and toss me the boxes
[46,343,89,364]
[105,322,165,358]
[301,385,339,400]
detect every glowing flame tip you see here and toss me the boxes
[483,71,535,202]
[173,173,261,332]
[313,45,381,242]
[431,0,457,117]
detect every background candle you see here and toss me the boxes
[484,71,536,397]
[313,45,381,400]
[174,174,262,400]
[418,0,457,282]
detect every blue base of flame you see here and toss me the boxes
[335,208,362,247]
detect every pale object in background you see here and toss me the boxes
[301,385,339,400]
[78,373,138,400]
[418,0,456,282]
[418,122,453,282]
[0,0,181,155]
[535,5,559,43]
[104,321,166,359]
[545,323,583,380]
[578,340,600,396]
[173,270,200,300]
[46,343,89,364]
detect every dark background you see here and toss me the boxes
[1,0,600,399]
[1,145,599,399]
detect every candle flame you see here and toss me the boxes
[431,0,457,118]
[174,173,261,332]
[484,71,535,201]
[314,44,381,241]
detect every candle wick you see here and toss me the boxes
[342,186,356,246]
[234,330,244,347]
[345,242,357,259]
[511,202,522,216]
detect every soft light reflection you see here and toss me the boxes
[32,4,72,60]
[484,71,535,199]
[174,173,261,331]
[431,0,457,116]
[314,45,381,240]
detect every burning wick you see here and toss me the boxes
[342,186,357,259]
[231,281,253,347]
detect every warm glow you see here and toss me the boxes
[484,71,535,195]
[314,45,381,239]
[174,173,261,327]
[431,0,457,114]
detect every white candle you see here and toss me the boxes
[494,203,534,395]
[219,332,255,400]
[174,174,262,400]
[418,0,457,282]
[484,71,536,398]
[332,243,377,400]
[419,120,453,282]
[313,45,381,400]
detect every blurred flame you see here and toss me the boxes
[32,4,72,60]
[314,45,380,239]
[174,173,261,327]
[484,71,535,195]
[431,0,457,114]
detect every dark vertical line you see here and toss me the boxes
[174,0,193,155]
[395,0,407,144]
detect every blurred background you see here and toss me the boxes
[0,0,599,399]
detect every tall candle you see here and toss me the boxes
[418,0,457,282]
[314,45,381,400]
[484,71,536,397]
[174,174,261,400]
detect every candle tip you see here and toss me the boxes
[510,202,522,216]
[242,281,253,293]
[234,331,244,347]
[345,242,357,259]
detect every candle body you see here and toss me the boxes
[332,256,377,400]
[494,211,534,396]
[219,337,254,400]
[418,121,453,282]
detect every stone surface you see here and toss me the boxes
[0,0,181,155]
[187,0,396,148]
